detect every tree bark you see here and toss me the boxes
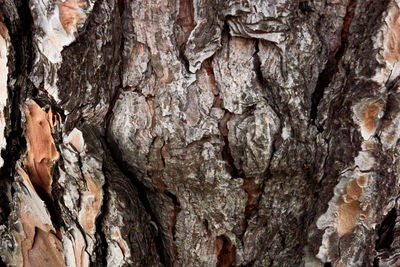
[0,0,399,266]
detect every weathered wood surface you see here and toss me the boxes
[1,0,400,266]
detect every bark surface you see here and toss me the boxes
[0,0,400,266]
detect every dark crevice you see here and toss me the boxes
[30,227,40,250]
[253,40,264,87]
[310,0,358,128]
[104,87,121,130]
[223,16,232,37]
[0,0,33,224]
[385,74,400,93]
[201,57,219,95]
[160,140,167,169]
[299,1,315,14]
[376,207,396,250]
[203,219,211,235]
[164,190,181,242]
[373,257,379,267]
[216,235,236,267]
[110,150,167,265]
[103,132,167,265]
[253,39,283,122]
[38,184,63,230]
[241,177,262,219]
[117,0,125,17]
[219,111,244,178]
[317,137,330,185]
[103,92,167,264]
[33,95,66,123]
[173,0,195,73]
[221,134,242,178]
[103,0,124,130]
[243,260,255,267]
[215,17,246,179]
[91,161,110,267]
[278,230,286,249]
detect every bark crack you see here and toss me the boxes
[173,0,195,73]
[253,39,284,123]
[92,154,109,266]
[103,136,167,265]
[216,235,236,267]
[164,190,181,243]
[310,0,358,128]
[219,110,244,178]
[376,207,396,250]
[0,0,33,224]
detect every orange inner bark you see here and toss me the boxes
[23,103,59,196]
[58,0,86,35]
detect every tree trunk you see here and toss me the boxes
[0,0,399,266]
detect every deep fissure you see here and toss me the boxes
[310,0,358,126]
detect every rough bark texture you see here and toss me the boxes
[1,0,400,266]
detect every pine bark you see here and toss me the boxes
[0,0,399,266]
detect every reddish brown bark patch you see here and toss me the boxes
[79,177,102,237]
[215,235,236,267]
[363,101,383,133]
[356,175,367,187]
[337,199,360,237]
[177,0,195,34]
[198,58,219,95]
[58,0,86,35]
[337,178,365,237]
[26,228,65,267]
[242,177,262,218]
[386,7,400,63]
[0,15,9,41]
[23,102,59,196]
[16,168,65,267]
